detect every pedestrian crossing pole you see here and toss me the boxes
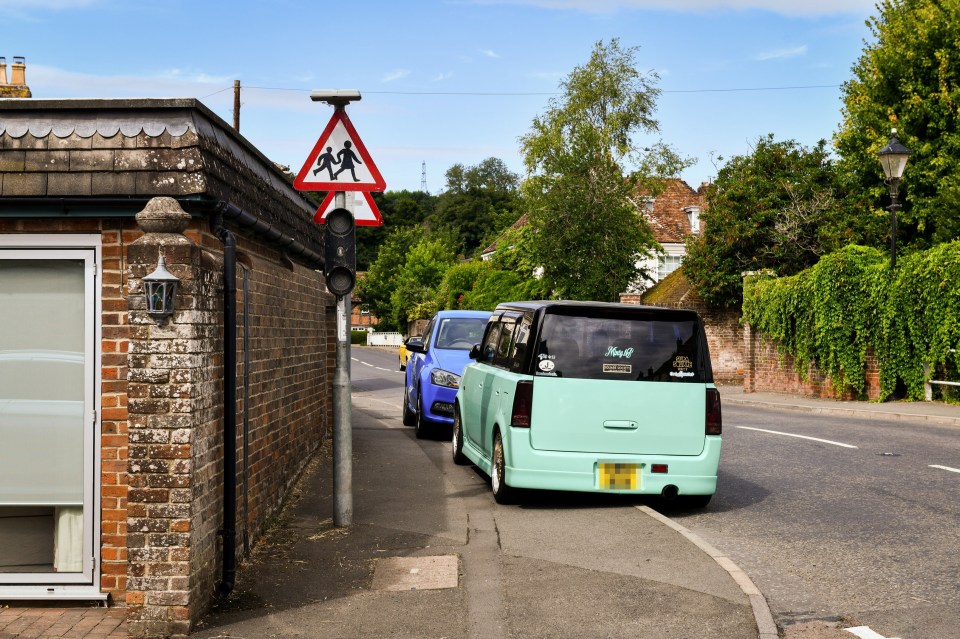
[309,89,363,527]
[332,188,353,527]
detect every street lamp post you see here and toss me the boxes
[877,129,912,270]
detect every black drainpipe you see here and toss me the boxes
[211,212,238,598]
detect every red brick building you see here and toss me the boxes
[0,98,335,637]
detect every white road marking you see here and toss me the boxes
[360,361,374,367]
[737,426,858,449]
[845,626,901,639]
[930,464,960,474]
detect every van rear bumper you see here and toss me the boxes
[505,429,721,496]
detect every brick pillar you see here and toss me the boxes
[125,197,216,639]
[742,321,756,393]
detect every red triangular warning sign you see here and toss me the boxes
[294,111,386,192]
[314,191,384,227]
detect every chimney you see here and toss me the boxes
[11,56,26,86]
[1,56,31,98]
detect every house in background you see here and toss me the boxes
[630,178,708,293]
[0,97,335,638]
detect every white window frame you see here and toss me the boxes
[0,234,104,600]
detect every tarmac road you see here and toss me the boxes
[193,346,761,639]
[671,398,960,639]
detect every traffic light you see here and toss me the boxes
[324,207,356,296]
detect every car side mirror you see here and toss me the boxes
[406,337,425,354]
[469,344,482,360]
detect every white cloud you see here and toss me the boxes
[25,64,315,113]
[756,45,808,61]
[381,69,411,83]
[434,72,455,82]
[467,0,874,16]
[0,0,98,18]
[159,68,234,85]
[481,49,500,58]
[0,0,98,7]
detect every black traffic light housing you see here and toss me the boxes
[324,207,356,296]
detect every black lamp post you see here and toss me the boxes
[877,129,912,270]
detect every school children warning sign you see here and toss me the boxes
[294,111,386,192]
[314,191,384,227]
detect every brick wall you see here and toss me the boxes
[0,213,332,637]
[743,323,881,400]
[125,215,333,637]
[232,233,332,541]
[620,293,744,385]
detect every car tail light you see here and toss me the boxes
[651,464,668,474]
[706,388,722,435]
[511,380,533,428]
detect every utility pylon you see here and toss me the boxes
[420,161,428,194]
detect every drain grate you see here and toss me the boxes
[371,555,459,591]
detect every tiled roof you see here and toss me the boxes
[0,98,322,260]
[637,178,705,244]
[481,213,528,256]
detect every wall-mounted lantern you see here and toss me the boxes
[143,255,179,322]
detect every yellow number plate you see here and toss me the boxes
[599,463,638,490]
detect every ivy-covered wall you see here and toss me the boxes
[742,243,960,401]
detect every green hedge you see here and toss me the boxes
[743,242,960,400]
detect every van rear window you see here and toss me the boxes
[533,311,708,382]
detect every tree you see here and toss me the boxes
[519,38,687,301]
[356,190,435,270]
[430,158,521,257]
[354,226,420,330]
[388,237,456,329]
[836,0,960,249]
[684,135,853,308]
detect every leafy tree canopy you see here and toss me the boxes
[430,158,521,257]
[684,135,856,308]
[519,38,688,301]
[356,190,435,270]
[836,0,960,248]
[354,226,421,330]
[388,237,456,329]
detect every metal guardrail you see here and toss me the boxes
[925,349,958,401]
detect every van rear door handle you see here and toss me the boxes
[603,420,638,429]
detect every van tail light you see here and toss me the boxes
[511,380,533,428]
[706,388,722,435]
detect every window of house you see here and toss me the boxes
[0,235,101,598]
[657,254,684,281]
[684,206,701,234]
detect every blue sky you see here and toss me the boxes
[3,0,878,194]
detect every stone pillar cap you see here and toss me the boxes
[134,197,193,244]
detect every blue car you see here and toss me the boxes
[403,310,491,438]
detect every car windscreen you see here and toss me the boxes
[533,309,710,382]
[434,317,488,350]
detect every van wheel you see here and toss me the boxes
[402,387,416,426]
[452,407,469,465]
[491,431,515,504]
[685,494,712,508]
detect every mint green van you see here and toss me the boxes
[452,301,721,506]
